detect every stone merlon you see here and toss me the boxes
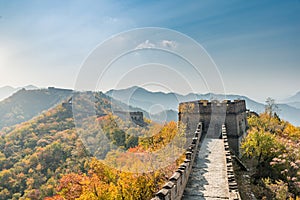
[178,100,248,156]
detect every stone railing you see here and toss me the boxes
[151,123,202,200]
[221,125,241,200]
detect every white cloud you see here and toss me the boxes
[135,39,177,50]
[135,40,156,49]
[160,40,177,49]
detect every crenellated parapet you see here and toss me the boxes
[179,100,246,115]
[178,99,248,156]
[222,125,241,200]
[151,123,202,200]
[152,100,247,199]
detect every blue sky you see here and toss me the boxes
[0,0,299,102]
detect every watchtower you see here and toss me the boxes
[178,100,248,156]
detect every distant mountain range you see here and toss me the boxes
[283,91,300,109]
[106,86,266,113]
[0,87,72,129]
[0,86,152,130]
[0,85,38,101]
[106,86,300,126]
[1,85,299,126]
[286,102,300,109]
[285,91,300,102]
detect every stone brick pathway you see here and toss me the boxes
[182,138,230,200]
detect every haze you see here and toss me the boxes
[0,0,299,102]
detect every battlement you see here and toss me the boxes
[179,99,248,156]
[179,100,246,115]
[151,100,246,200]
[114,111,146,126]
[151,123,202,200]
[48,87,73,92]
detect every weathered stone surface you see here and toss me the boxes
[182,138,230,200]
[179,100,248,156]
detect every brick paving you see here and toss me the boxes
[182,138,230,200]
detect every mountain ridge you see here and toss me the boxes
[285,91,300,102]
[0,87,72,130]
[282,91,300,110]
[1,86,299,126]
[0,85,39,101]
[106,86,300,126]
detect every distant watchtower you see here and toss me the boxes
[178,100,248,156]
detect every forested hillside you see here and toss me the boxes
[2,88,299,199]
[239,109,300,199]
[0,92,184,200]
[0,88,72,129]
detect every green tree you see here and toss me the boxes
[242,130,281,167]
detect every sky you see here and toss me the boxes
[0,0,299,102]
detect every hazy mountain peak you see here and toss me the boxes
[0,85,14,90]
[0,85,39,101]
[21,85,39,90]
[0,86,18,101]
[106,86,300,126]
[285,91,300,103]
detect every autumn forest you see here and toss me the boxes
[0,89,299,199]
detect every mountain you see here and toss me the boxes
[0,85,39,101]
[0,99,79,199]
[0,87,72,129]
[106,87,300,126]
[149,109,178,122]
[282,91,300,110]
[275,103,300,126]
[0,86,154,131]
[22,84,39,90]
[0,86,17,101]
[106,87,266,113]
[285,91,300,103]
[0,91,163,199]
[106,87,184,123]
[106,86,180,111]
[286,102,300,109]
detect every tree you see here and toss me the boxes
[179,102,194,113]
[242,109,300,198]
[125,135,138,149]
[111,129,126,147]
[56,173,85,200]
[0,188,10,200]
[265,97,278,118]
[242,130,281,167]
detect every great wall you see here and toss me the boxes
[151,100,247,200]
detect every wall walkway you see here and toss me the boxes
[182,138,230,199]
[151,124,241,200]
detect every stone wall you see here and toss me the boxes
[48,86,73,92]
[151,123,202,200]
[150,100,247,199]
[178,100,248,156]
[114,111,146,126]
[222,125,241,200]
[151,123,242,200]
